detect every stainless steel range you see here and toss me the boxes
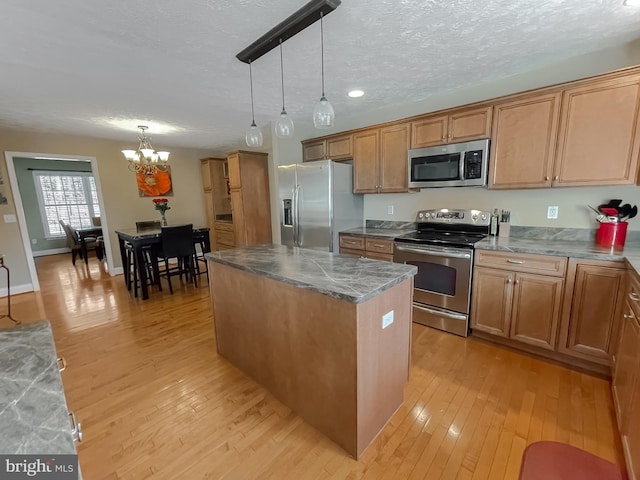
[394,208,491,337]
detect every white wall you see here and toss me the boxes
[365,185,640,230]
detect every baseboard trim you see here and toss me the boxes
[0,283,35,297]
[32,248,70,257]
[110,267,124,276]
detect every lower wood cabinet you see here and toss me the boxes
[471,251,626,373]
[471,253,565,350]
[339,234,393,262]
[558,258,626,365]
[612,267,640,480]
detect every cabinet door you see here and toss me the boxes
[379,124,409,193]
[227,153,241,188]
[230,188,246,247]
[489,93,561,189]
[471,267,513,337]
[612,300,639,428]
[622,354,640,480]
[510,272,563,350]
[327,135,352,160]
[410,115,448,148]
[200,159,213,192]
[554,75,640,186]
[353,129,380,193]
[448,106,493,144]
[560,263,624,363]
[303,139,326,162]
[203,191,215,230]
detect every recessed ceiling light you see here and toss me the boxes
[348,90,364,98]
[624,0,640,5]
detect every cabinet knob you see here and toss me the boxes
[442,136,446,141]
[506,278,512,284]
[623,312,635,319]
[553,175,559,181]
[57,357,67,372]
[545,176,550,181]
[630,292,640,302]
[69,412,83,443]
[515,279,520,285]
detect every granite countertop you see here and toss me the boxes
[206,244,417,304]
[340,227,416,239]
[476,236,640,273]
[0,321,76,454]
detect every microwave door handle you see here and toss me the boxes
[395,244,472,259]
[459,152,465,181]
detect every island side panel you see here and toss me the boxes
[208,262,359,456]
[355,278,413,457]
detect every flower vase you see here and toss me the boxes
[160,212,167,227]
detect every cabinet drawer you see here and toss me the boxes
[215,229,235,246]
[215,221,234,231]
[365,252,393,262]
[365,238,394,254]
[475,250,567,276]
[339,235,365,250]
[340,247,364,257]
[628,270,640,319]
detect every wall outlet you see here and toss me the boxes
[387,205,394,215]
[547,206,559,219]
[382,310,394,329]
[3,214,16,223]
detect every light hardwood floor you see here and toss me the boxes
[5,254,624,479]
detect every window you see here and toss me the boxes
[33,171,100,238]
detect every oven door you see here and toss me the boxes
[394,242,473,314]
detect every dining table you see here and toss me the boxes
[76,226,103,264]
[115,226,211,300]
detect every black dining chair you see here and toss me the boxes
[157,224,197,294]
[192,230,211,282]
[59,220,103,265]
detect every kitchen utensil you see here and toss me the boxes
[627,205,638,220]
[617,203,632,220]
[599,207,619,216]
[587,205,601,215]
[606,199,623,207]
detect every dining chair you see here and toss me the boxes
[192,230,211,282]
[157,224,197,294]
[59,220,103,265]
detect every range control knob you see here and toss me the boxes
[424,212,431,219]
[481,214,488,221]
[418,212,424,219]
[472,214,478,222]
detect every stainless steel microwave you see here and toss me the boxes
[408,139,490,188]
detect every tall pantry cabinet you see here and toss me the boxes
[200,151,272,250]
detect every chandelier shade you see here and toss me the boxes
[274,41,294,138]
[245,61,264,147]
[122,126,170,175]
[313,12,335,128]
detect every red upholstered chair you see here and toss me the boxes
[519,441,628,480]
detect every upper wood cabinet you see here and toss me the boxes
[553,75,640,186]
[489,93,562,189]
[490,75,640,189]
[200,159,213,192]
[558,259,625,365]
[410,106,492,149]
[353,124,410,194]
[302,134,353,162]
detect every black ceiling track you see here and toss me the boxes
[236,0,341,64]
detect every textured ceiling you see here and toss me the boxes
[1,0,640,154]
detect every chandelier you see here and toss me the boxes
[121,125,170,175]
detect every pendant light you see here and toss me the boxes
[313,12,335,129]
[245,61,264,147]
[274,40,294,138]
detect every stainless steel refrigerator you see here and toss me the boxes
[279,160,363,252]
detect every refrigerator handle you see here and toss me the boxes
[294,184,301,247]
[291,185,298,246]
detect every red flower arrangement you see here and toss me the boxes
[152,198,170,225]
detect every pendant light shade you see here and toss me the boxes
[313,12,334,129]
[275,41,294,138]
[245,61,264,147]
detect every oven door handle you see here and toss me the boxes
[394,244,472,259]
[413,304,468,321]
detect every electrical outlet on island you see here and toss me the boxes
[547,206,559,219]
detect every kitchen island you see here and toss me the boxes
[206,245,416,458]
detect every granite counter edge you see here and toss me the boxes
[206,255,417,304]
